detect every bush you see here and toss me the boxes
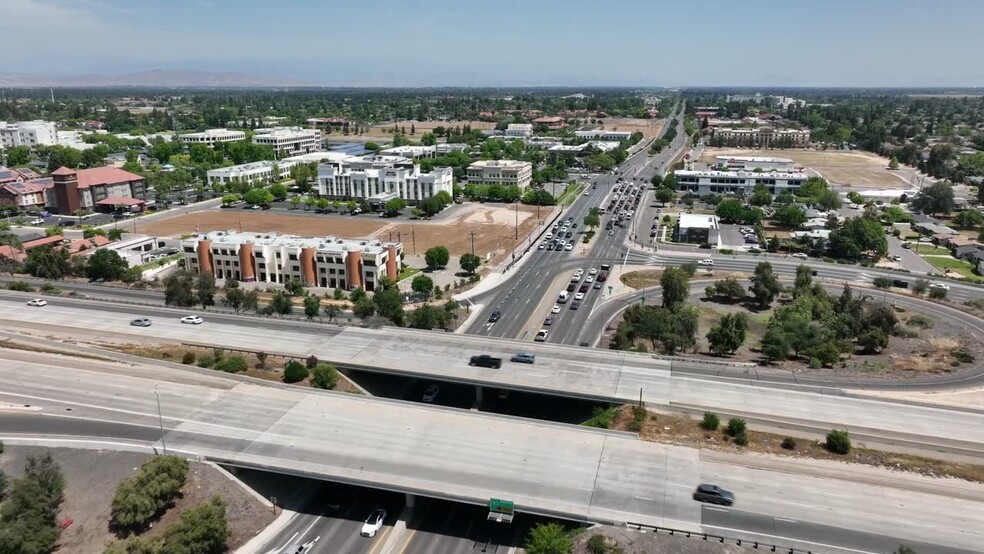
[181,352,196,365]
[586,534,608,554]
[306,355,319,369]
[906,314,934,329]
[826,429,852,454]
[733,430,749,446]
[39,283,60,295]
[626,406,648,432]
[583,406,616,429]
[197,355,216,368]
[726,417,747,437]
[7,280,33,292]
[781,437,797,450]
[256,351,268,368]
[525,522,573,554]
[111,455,189,530]
[700,411,720,431]
[213,355,247,373]
[953,349,975,364]
[311,363,339,390]
[284,361,309,383]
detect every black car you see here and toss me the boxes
[570,300,581,310]
[693,484,735,506]
[488,309,501,323]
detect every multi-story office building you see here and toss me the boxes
[252,127,321,157]
[46,166,148,215]
[379,145,435,158]
[206,160,298,188]
[466,160,533,190]
[435,143,468,154]
[316,155,453,203]
[0,120,58,149]
[709,127,810,147]
[178,128,247,146]
[181,230,403,291]
[673,169,808,196]
[574,129,632,141]
[712,156,796,172]
[505,124,533,138]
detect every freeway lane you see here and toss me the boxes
[3,354,983,554]
[5,297,984,456]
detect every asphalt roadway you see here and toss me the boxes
[1,352,981,554]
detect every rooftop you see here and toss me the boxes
[674,169,809,179]
[678,213,719,229]
[185,230,401,254]
[469,160,531,169]
[715,155,795,164]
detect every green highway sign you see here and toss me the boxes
[489,498,514,515]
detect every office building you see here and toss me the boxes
[709,127,810,147]
[435,143,468,154]
[46,166,147,215]
[178,128,247,146]
[0,120,58,149]
[182,230,403,291]
[713,156,796,172]
[673,169,808,196]
[252,127,321,157]
[316,155,453,204]
[574,129,632,141]
[467,160,533,190]
[673,214,720,245]
[206,160,298,188]
[379,145,435,158]
[505,124,533,138]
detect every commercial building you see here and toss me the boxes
[849,188,918,204]
[574,129,632,141]
[505,124,533,138]
[46,166,147,215]
[435,143,468,155]
[316,155,453,204]
[673,169,808,196]
[379,145,435,158]
[206,160,298,188]
[533,116,565,130]
[181,230,403,291]
[466,160,533,190]
[0,179,51,210]
[178,128,247,146]
[0,120,58,149]
[713,156,796,172]
[709,127,810,147]
[252,127,321,157]
[673,214,720,245]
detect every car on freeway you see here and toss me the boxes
[488,309,501,323]
[534,329,549,342]
[585,276,594,283]
[422,384,440,402]
[570,300,581,310]
[129,318,152,327]
[180,315,204,325]
[693,484,735,506]
[510,352,536,364]
[543,317,554,326]
[792,252,809,259]
[593,281,603,289]
[360,508,387,537]
[597,273,607,282]
[551,305,561,314]
[698,259,714,266]
[929,282,950,291]
[574,292,585,301]
[26,298,48,307]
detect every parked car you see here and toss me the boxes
[511,352,536,364]
[180,315,204,325]
[26,298,48,307]
[892,254,902,262]
[693,484,735,506]
[129,318,152,327]
[534,329,549,342]
[29,218,45,225]
[360,508,387,537]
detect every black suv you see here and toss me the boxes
[488,309,501,323]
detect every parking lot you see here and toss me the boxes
[718,224,756,250]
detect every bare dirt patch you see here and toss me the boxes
[593,117,665,139]
[134,210,387,238]
[619,269,664,290]
[700,147,914,187]
[363,120,495,140]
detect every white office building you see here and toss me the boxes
[505,124,533,138]
[574,129,632,141]
[435,143,468,155]
[252,127,321,157]
[713,156,796,172]
[674,169,808,196]
[0,120,58,149]
[316,155,453,204]
[379,145,435,158]
[467,160,533,190]
[178,128,247,146]
[206,160,298,187]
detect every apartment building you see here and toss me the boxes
[673,169,808,196]
[206,160,298,188]
[713,156,796,172]
[181,230,403,291]
[574,129,632,141]
[316,155,453,203]
[466,160,533,190]
[47,166,148,215]
[709,127,811,147]
[178,128,247,146]
[0,120,58,149]
[252,127,321,157]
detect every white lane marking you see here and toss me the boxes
[774,517,798,523]
[275,532,300,553]
[704,506,730,513]
[702,525,876,554]
[633,495,654,502]
[296,510,328,542]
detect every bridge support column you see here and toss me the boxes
[475,385,484,404]
[405,493,416,510]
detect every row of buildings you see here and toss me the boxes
[0,163,147,215]
[673,156,809,196]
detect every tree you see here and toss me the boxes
[269,183,288,200]
[525,523,572,554]
[457,253,481,275]
[706,313,748,356]
[654,186,675,205]
[269,290,293,314]
[889,156,900,170]
[0,453,65,554]
[858,328,889,354]
[408,303,449,330]
[911,182,955,215]
[872,277,893,289]
[712,277,745,302]
[420,132,436,146]
[749,183,772,207]
[632,305,698,354]
[107,228,125,241]
[794,264,813,292]
[424,246,450,270]
[829,217,888,259]
[815,189,843,211]
[583,207,601,230]
[650,174,663,188]
[24,246,72,280]
[223,281,245,312]
[825,430,852,454]
[353,297,376,319]
[411,274,434,297]
[163,270,196,307]
[311,363,339,389]
[111,455,188,530]
[196,272,216,309]
[715,199,745,223]
[660,267,690,308]
[160,496,229,554]
[954,209,984,229]
[761,328,791,361]
[700,412,720,431]
[911,278,930,296]
[749,262,781,308]
[86,249,129,281]
[303,295,321,319]
[322,303,341,323]
[773,205,808,228]
[373,287,404,325]
[285,277,306,296]
[365,141,381,153]
[384,197,406,217]
[929,286,947,300]
[4,145,31,166]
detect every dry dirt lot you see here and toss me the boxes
[0,446,274,554]
[595,117,664,138]
[364,119,495,139]
[136,203,545,265]
[700,147,917,188]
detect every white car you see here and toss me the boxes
[26,298,48,307]
[891,254,902,262]
[360,508,387,538]
[588,268,598,275]
[698,259,714,266]
[792,253,809,259]
[565,243,574,251]
[29,218,45,225]
[574,292,585,301]
[534,329,549,342]
[422,384,440,403]
[551,305,561,314]
[585,276,594,283]
[545,233,553,240]
[180,315,204,325]
[929,283,950,291]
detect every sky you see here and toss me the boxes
[3,0,984,87]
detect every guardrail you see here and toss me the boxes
[625,522,818,553]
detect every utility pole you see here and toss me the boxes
[469,231,477,257]
[155,385,167,455]
[514,200,519,240]
[411,226,416,255]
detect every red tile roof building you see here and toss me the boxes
[48,166,147,216]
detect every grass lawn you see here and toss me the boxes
[922,255,977,278]
[397,266,422,281]
[910,242,947,254]
[556,182,585,206]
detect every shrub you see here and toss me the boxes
[256,351,268,368]
[626,406,648,432]
[311,363,339,390]
[0,439,4,454]
[726,417,747,437]
[181,352,196,365]
[953,349,975,364]
[781,437,797,450]
[583,406,616,429]
[826,429,852,454]
[7,280,33,292]
[306,355,319,369]
[212,348,224,362]
[284,361,309,383]
[586,534,608,554]
[197,355,216,368]
[213,355,247,373]
[892,324,919,338]
[39,283,61,295]
[111,455,189,530]
[733,430,749,446]
[906,314,933,329]
[700,411,720,431]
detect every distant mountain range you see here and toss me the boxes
[0,70,308,88]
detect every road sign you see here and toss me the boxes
[489,498,514,515]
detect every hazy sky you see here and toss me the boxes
[4,0,984,86]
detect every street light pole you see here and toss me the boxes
[155,385,167,455]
